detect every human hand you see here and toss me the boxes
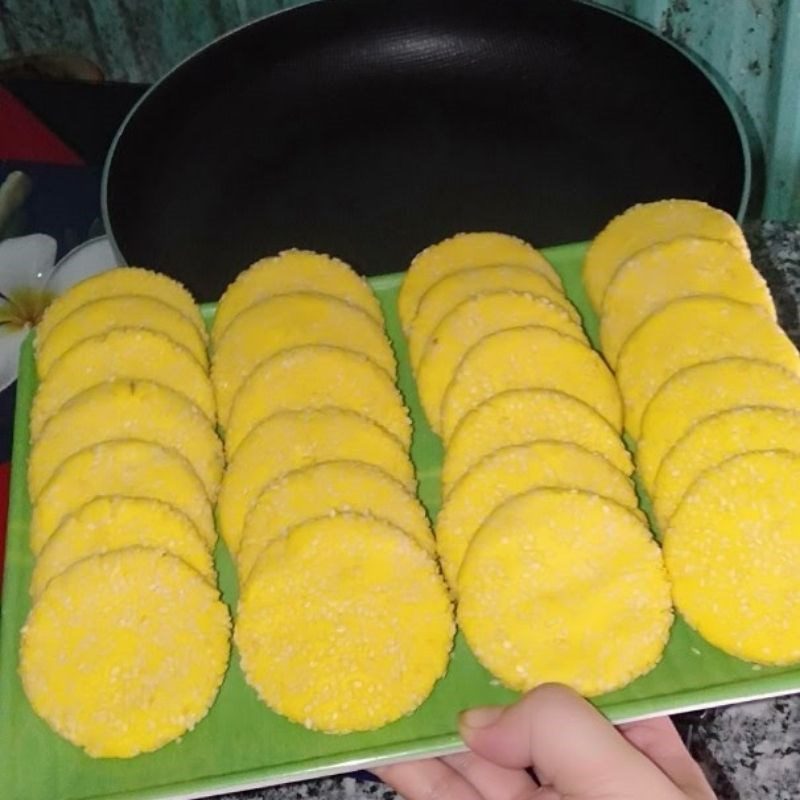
[374,683,716,799]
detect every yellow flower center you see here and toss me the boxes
[0,286,56,331]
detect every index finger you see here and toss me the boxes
[460,684,686,798]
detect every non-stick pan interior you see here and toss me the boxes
[104,0,747,300]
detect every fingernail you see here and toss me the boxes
[460,706,503,729]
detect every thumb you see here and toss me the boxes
[459,683,688,799]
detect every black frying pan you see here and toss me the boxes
[103,0,750,302]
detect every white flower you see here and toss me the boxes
[0,234,117,391]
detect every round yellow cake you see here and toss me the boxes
[36,294,209,377]
[31,328,215,438]
[20,547,230,758]
[636,358,800,491]
[237,460,433,585]
[37,266,204,346]
[30,439,215,555]
[600,237,774,367]
[31,496,215,599]
[653,406,800,528]
[211,292,395,426]
[458,489,673,695]
[441,325,622,441]
[28,379,223,501]
[225,345,410,456]
[583,199,748,312]
[217,408,415,554]
[407,266,576,373]
[436,441,639,592]
[664,450,800,665]
[616,296,800,438]
[235,513,453,732]
[441,388,633,496]
[398,232,560,333]
[416,290,585,434]
[212,249,382,345]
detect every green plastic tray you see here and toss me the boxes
[1,242,799,800]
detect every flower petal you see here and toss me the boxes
[45,236,119,295]
[0,325,30,392]
[0,234,58,297]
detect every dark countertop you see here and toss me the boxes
[217,223,800,800]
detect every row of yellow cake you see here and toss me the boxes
[398,233,673,696]
[585,199,800,665]
[209,251,454,733]
[19,269,230,758]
